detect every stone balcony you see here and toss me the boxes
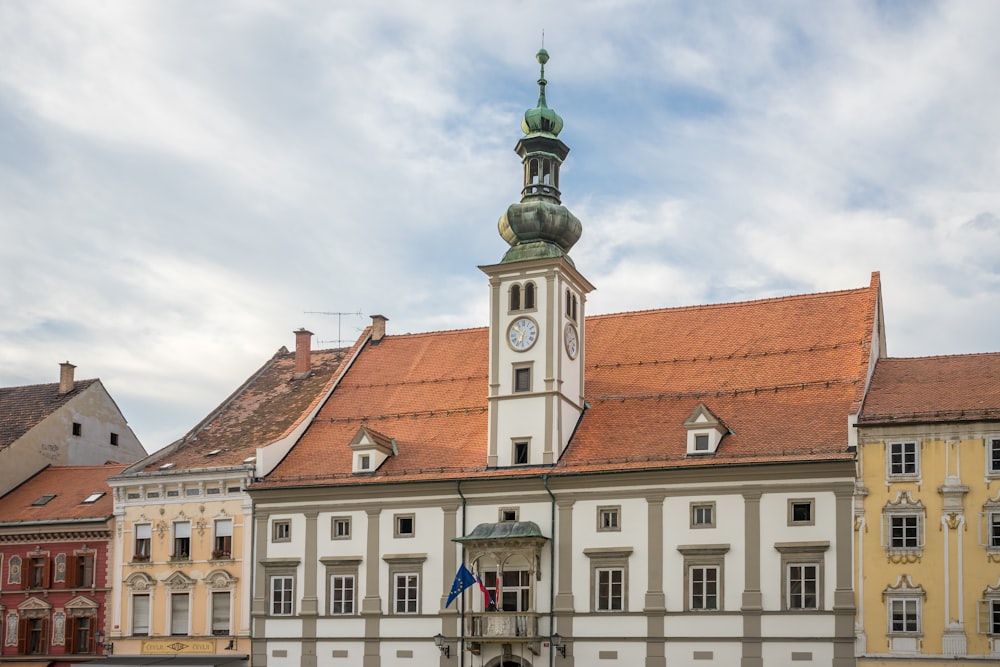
[466,612,538,641]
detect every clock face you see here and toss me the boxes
[508,317,538,351]
[564,323,578,359]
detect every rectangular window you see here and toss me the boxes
[272,520,291,542]
[394,573,419,614]
[25,618,48,654]
[513,441,529,465]
[72,554,95,588]
[889,598,920,633]
[598,506,620,532]
[689,566,718,610]
[135,524,152,560]
[170,593,189,635]
[173,521,191,558]
[132,594,150,636]
[787,564,819,609]
[499,507,519,522]
[992,599,1000,635]
[213,519,233,558]
[110,432,119,446]
[890,515,921,548]
[332,517,352,539]
[691,503,715,528]
[359,454,371,470]
[395,514,415,538]
[694,434,709,451]
[271,575,294,615]
[28,556,49,589]
[67,616,93,654]
[514,367,531,392]
[330,574,355,615]
[211,592,230,636]
[185,488,200,496]
[72,422,82,436]
[889,441,919,477]
[483,570,531,612]
[789,499,815,526]
[989,437,1000,473]
[596,568,624,611]
[992,513,1000,548]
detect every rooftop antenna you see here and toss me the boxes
[304,310,363,348]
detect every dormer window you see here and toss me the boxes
[350,426,396,474]
[684,403,728,456]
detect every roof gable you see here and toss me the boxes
[0,379,101,449]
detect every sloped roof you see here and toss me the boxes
[126,346,347,473]
[858,353,1000,425]
[0,464,126,524]
[257,275,879,489]
[0,379,100,449]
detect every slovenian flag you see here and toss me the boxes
[476,572,494,609]
[446,563,476,607]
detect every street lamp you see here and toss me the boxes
[433,633,450,658]
[94,630,114,655]
[550,632,566,658]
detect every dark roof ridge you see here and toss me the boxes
[881,351,1000,361]
[0,377,100,393]
[590,284,873,321]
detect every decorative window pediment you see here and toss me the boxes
[883,574,925,599]
[125,572,155,591]
[205,569,238,590]
[350,425,396,474]
[17,596,52,618]
[684,403,728,456]
[164,571,195,590]
[65,595,99,618]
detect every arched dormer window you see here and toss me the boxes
[510,284,521,311]
[524,283,535,310]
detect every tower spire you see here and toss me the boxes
[498,49,581,264]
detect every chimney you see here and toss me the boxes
[370,315,388,345]
[293,329,313,379]
[59,361,76,394]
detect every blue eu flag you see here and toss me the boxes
[446,563,476,607]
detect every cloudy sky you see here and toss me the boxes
[2,1,998,451]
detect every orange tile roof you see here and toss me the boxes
[0,464,126,524]
[0,379,100,449]
[258,275,879,489]
[126,346,348,473]
[858,353,1000,425]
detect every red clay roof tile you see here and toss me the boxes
[0,464,126,523]
[0,379,100,449]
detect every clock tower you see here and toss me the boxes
[481,49,594,468]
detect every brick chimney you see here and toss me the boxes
[59,361,76,394]
[370,315,388,345]
[293,329,313,379]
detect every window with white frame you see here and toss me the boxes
[678,544,728,612]
[170,593,189,636]
[482,569,531,612]
[883,492,925,556]
[887,441,919,479]
[213,519,233,559]
[394,573,419,614]
[384,554,425,615]
[981,505,1000,551]
[989,437,1000,476]
[978,581,1000,637]
[211,592,230,636]
[883,575,925,654]
[272,519,291,542]
[598,506,620,532]
[330,575,355,615]
[134,524,152,561]
[596,568,624,611]
[172,522,191,559]
[270,575,294,615]
[394,514,415,538]
[776,541,828,611]
[131,593,150,636]
[584,547,631,612]
[691,502,715,528]
[332,516,351,539]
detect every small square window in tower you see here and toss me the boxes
[514,367,531,392]
[513,441,529,465]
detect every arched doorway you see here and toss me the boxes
[483,657,532,667]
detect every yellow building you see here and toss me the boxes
[101,332,346,666]
[855,353,1000,664]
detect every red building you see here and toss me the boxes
[0,464,124,667]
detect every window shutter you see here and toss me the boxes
[66,616,78,654]
[40,618,48,653]
[66,556,78,588]
[87,617,96,654]
[17,618,27,653]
